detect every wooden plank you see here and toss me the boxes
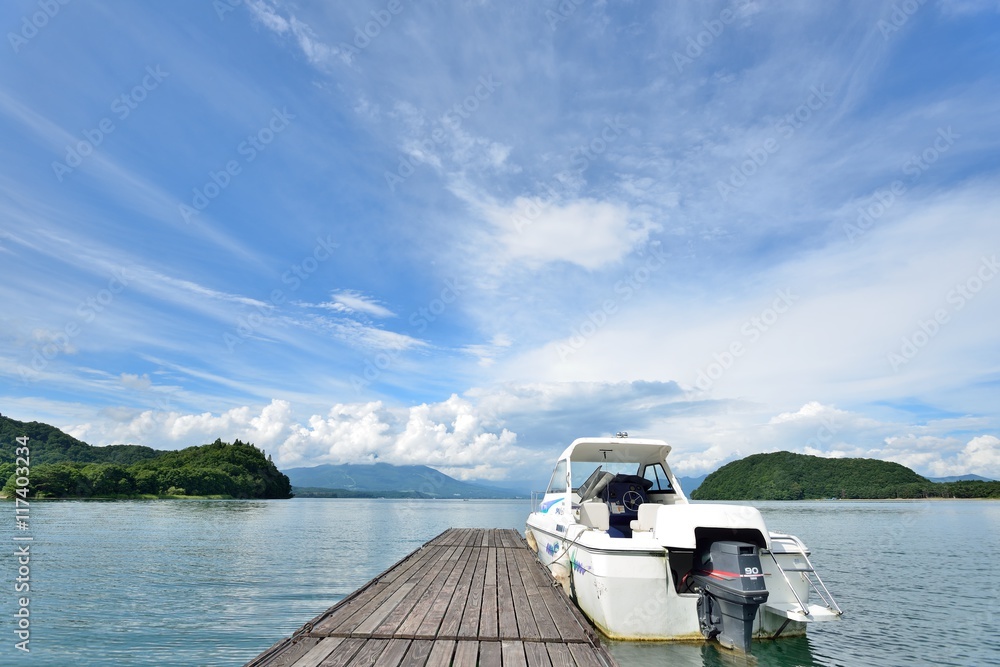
[371,546,461,638]
[523,641,553,667]
[425,639,456,667]
[538,585,589,643]
[479,546,499,641]
[290,637,342,667]
[502,640,528,667]
[317,637,366,667]
[372,638,411,667]
[436,538,479,639]
[395,546,468,638]
[496,547,520,639]
[352,581,418,636]
[456,547,487,640]
[544,643,576,667]
[510,549,560,642]
[506,547,540,641]
[342,639,390,667]
[500,530,518,549]
[415,546,474,638]
[398,639,434,667]
[567,643,605,667]
[253,637,322,667]
[478,640,501,665]
[451,640,479,667]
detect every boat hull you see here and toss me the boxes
[526,518,809,642]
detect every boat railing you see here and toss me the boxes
[764,533,843,617]
[530,490,545,513]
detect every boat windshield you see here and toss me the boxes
[570,461,640,491]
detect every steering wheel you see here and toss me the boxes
[622,489,644,512]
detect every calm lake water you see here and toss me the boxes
[1,498,998,666]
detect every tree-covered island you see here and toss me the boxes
[692,451,1000,500]
[0,415,291,499]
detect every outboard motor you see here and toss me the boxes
[691,541,769,653]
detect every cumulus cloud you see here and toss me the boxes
[277,401,394,466]
[925,435,1000,478]
[119,373,152,391]
[63,390,1000,483]
[482,196,658,270]
[68,395,535,480]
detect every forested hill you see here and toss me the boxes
[0,414,160,465]
[692,451,1000,500]
[0,414,291,499]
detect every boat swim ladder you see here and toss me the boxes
[763,534,843,619]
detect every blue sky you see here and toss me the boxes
[2,0,999,487]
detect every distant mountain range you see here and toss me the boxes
[677,474,708,494]
[282,462,525,498]
[926,474,996,483]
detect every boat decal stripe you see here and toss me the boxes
[698,569,766,580]
[526,525,665,557]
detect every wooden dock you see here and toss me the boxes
[244,528,618,667]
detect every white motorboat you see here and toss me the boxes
[525,434,842,653]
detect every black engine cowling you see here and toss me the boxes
[690,540,769,653]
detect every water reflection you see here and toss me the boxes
[605,635,823,667]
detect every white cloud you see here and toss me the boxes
[65,395,535,480]
[277,401,394,466]
[925,435,1000,478]
[246,1,290,33]
[462,333,513,367]
[48,387,1000,484]
[301,316,426,352]
[325,290,396,318]
[120,373,152,391]
[480,196,658,270]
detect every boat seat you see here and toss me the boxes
[629,503,660,534]
[579,500,609,531]
[602,474,654,538]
